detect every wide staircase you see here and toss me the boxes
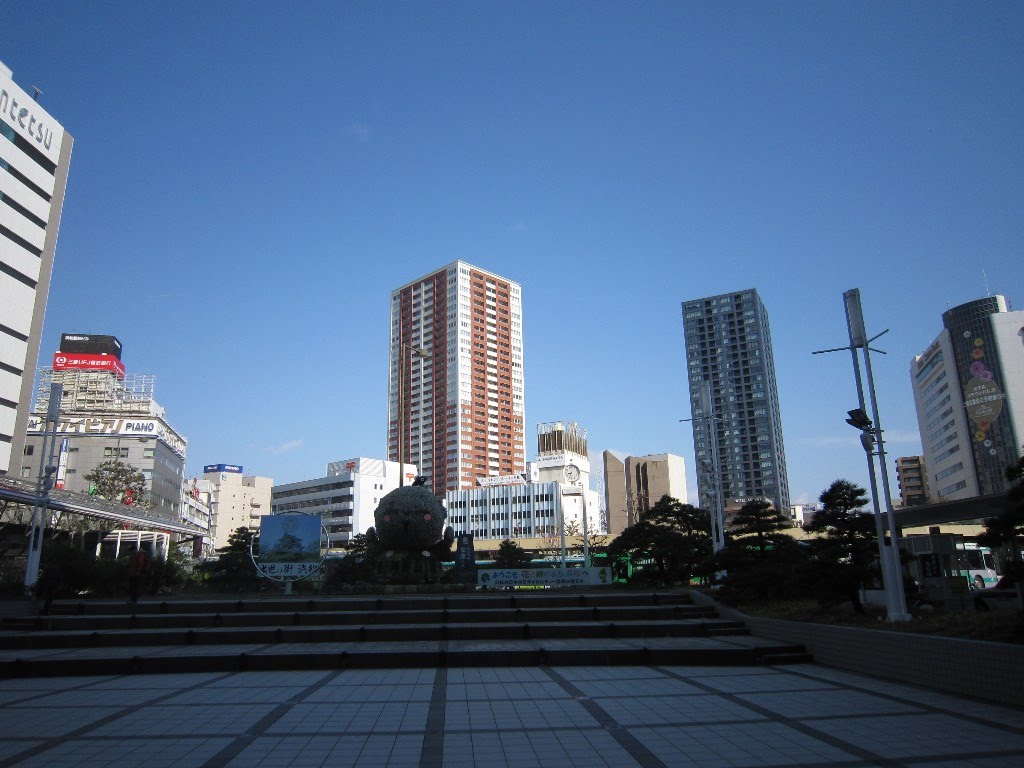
[0,591,811,677]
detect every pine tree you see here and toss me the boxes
[493,539,532,569]
[606,495,712,584]
[978,456,1024,573]
[802,479,878,613]
[804,480,877,568]
[729,498,791,557]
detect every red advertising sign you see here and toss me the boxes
[53,353,126,378]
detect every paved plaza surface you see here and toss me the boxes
[2,663,1022,768]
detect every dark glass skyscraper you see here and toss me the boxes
[682,289,790,515]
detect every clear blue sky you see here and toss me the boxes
[3,2,1021,506]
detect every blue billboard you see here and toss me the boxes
[204,464,243,474]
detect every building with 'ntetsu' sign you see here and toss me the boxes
[1,61,74,477]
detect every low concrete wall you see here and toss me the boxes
[692,593,1024,707]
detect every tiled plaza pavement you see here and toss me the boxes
[2,664,1022,768]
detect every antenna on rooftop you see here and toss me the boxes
[983,269,991,297]
[31,86,41,102]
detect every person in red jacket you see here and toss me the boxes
[126,546,150,603]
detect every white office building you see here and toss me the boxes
[445,421,604,545]
[447,479,560,540]
[911,295,1024,502]
[271,457,414,551]
[1,61,74,476]
[181,476,213,558]
[204,464,273,551]
[789,503,821,526]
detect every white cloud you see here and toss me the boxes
[267,439,303,455]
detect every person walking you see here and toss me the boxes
[127,545,151,603]
[38,555,63,615]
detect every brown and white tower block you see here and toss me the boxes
[388,262,525,497]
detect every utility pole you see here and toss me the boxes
[814,289,910,622]
[25,383,63,596]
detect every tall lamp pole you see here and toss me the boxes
[25,383,63,596]
[681,380,726,553]
[814,288,910,622]
[397,342,430,487]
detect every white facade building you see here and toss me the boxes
[911,296,1024,502]
[25,364,187,517]
[181,476,213,558]
[204,464,273,550]
[271,457,414,551]
[533,421,604,534]
[445,422,605,546]
[1,62,74,476]
[447,480,560,540]
[789,503,820,526]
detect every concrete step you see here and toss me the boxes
[0,617,751,650]
[0,635,807,678]
[13,603,717,634]
[41,591,696,616]
[0,591,812,677]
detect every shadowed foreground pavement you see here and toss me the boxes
[2,662,1023,768]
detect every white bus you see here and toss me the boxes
[904,535,1000,591]
[955,542,1000,590]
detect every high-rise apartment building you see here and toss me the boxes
[389,261,525,497]
[1,62,74,476]
[602,451,687,535]
[895,455,930,507]
[682,289,790,515]
[910,295,1023,502]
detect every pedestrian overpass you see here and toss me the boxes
[0,475,204,538]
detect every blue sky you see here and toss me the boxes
[3,2,1021,505]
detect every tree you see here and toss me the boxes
[804,480,877,565]
[802,479,879,613]
[201,527,259,591]
[978,455,1024,574]
[729,499,791,557]
[538,519,607,560]
[324,533,380,590]
[83,460,148,508]
[493,539,532,569]
[605,495,712,585]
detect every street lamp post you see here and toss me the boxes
[814,288,910,622]
[24,383,63,596]
[397,342,430,487]
[681,380,726,552]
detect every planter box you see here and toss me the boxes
[692,592,1024,707]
